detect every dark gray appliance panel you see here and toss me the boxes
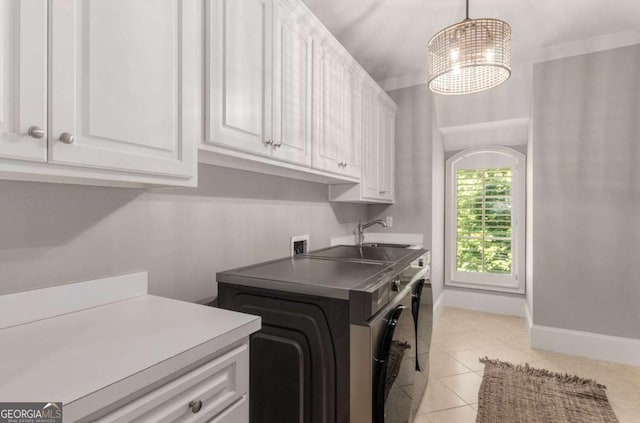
[218,283,350,423]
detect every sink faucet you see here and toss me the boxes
[356,219,388,246]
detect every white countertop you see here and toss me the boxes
[0,290,260,421]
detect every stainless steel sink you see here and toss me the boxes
[305,245,415,263]
[362,242,413,248]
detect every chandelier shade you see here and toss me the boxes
[428,17,511,95]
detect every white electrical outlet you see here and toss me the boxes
[290,234,310,257]
[386,216,393,227]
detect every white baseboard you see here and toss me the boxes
[443,288,526,317]
[530,324,640,367]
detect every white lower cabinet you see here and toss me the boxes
[207,396,247,423]
[95,342,249,423]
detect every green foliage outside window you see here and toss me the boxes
[456,168,513,274]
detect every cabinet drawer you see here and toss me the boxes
[96,342,249,423]
[207,395,247,423]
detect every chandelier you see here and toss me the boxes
[427,0,511,95]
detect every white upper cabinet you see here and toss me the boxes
[49,0,198,179]
[0,0,47,163]
[1,0,392,190]
[312,43,361,178]
[339,65,362,179]
[329,81,396,204]
[0,0,200,187]
[206,0,272,156]
[361,83,381,200]
[271,0,312,165]
[206,0,311,167]
[204,0,392,189]
[379,101,395,201]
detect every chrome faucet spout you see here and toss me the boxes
[356,219,388,246]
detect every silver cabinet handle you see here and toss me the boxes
[380,190,386,194]
[264,139,273,146]
[188,400,203,414]
[28,126,45,139]
[274,140,282,148]
[59,132,74,144]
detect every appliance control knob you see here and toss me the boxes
[391,279,401,292]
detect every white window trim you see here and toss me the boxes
[445,146,526,294]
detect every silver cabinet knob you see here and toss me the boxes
[28,126,45,139]
[380,190,386,194]
[264,139,273,147]
[188,400,203,414]
[58,132,74,144]
[274,140,282,148]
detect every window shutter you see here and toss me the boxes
[456,167,513,274]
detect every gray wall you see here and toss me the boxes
[0,164,367,303]
[369,85,433,238]
[368,84,444,299]
[532,45,640,339]
[434,61,533,128]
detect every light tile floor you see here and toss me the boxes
[414,307,640,423]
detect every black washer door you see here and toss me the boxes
[373,298,416,423]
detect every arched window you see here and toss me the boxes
[445,146,525,293]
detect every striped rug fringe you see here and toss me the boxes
[479,357,607,389]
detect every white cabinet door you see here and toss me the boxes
[207,0,272,157]
[338,66,361,179]
[313,43,360,177]
[312,43,343,174]
[271,0,312,166]
[361,84,381,199]
[0,0,47,162]
[49,0,198,179]
[379,102,395,201]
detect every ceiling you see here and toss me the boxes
[301,0,640,82]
